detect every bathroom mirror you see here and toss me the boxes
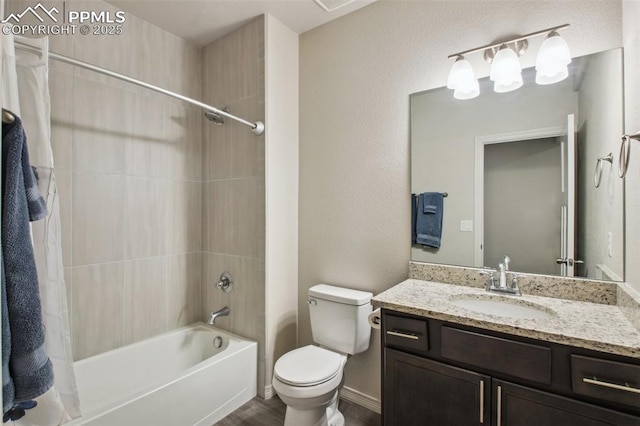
[411,48,624,281]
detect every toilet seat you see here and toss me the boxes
[274,345,343,387]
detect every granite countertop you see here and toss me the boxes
[372,279,640,359]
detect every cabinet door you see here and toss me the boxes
[494,380,640,426]
[384,348,490,426]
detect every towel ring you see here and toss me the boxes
[594,153,613,188]
[619,132,640,178]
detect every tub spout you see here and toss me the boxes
[208,307,230,325]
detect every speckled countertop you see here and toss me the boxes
[372,279,640,359]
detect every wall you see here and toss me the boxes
[484,138,562,275]
[5,0,203,360]
[410,78,577,267]
[623,2,640,296]
[264,14,299,398]
[201,16,267,396]
[299,0,622,404]
[577,49,624,280]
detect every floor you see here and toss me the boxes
[214,396,381,426]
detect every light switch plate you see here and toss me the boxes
[460,220,473,232]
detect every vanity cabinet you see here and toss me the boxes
[382,310,640,426]
[385,349,490,425]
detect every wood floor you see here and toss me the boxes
[214,396,381,426]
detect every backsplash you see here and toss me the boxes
[618,283,640,332]
[409,261,617,305]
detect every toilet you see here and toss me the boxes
[272,284,373,426]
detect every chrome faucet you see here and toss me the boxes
[479,255,520,295]
[208,306,230,325]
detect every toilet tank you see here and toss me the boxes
[308,284,373,355]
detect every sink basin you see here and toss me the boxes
[449,294,555,319]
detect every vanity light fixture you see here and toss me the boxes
[446,24,570,99]
[447,56,480,99]
[535,31,572,85]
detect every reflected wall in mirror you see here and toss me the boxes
[411,48,624,281]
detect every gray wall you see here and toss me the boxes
[577,49,624,280]
[6,0,203,361]
[484,138,562,275]
[299,0,622,403]
[201,16,268,397]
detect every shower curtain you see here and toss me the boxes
[1,32,81,424]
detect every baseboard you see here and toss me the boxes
[339,386,381,414]
[263,384,275,399]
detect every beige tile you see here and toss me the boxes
[204,95,265,180]
[49,70,74,170]
[164,34,201,103]
[205,178,261,257]
[124,177,168,259]
[203,107,233,180]
[230,17,262,101]
[72,172,124,265]
[126,16,166,92]
[56,169,72,267]
[202,39,231,106]
[70,1,129,87]
[166,180,202,254]
[166,253,202,329]
[125,94,167,178]
[202,253,263,343]
[72,77,133,174]
[124,257,167,344]
[163,103,202,180]
[72,262,124,360]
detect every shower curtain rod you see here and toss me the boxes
[14,40,265,136]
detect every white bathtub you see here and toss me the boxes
[67,324,257,426]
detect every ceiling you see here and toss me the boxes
[105,0,377,46]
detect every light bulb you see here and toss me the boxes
[447,56,479,100]
[490,45,523,93]
[536,31,571,85]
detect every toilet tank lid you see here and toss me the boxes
[309,284,373,306]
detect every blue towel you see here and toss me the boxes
[422,192,441,214]
[411,194,417,245]
[415,192,444,248]
[2,116,53,416]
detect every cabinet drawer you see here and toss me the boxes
[571,355,640,408]
[441,326,551,384]
[383,314,428,353]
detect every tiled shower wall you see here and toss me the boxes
[6,0,203,360]
[201,16,267,396]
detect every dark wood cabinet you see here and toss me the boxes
[381,310,640,426]
[385,348,490,425]
[494,380,640,426]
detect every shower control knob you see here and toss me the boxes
[216,272,234,293]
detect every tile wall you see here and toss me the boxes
[201,16,267,396]
[6,0,203,360]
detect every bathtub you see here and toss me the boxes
[67,324,257,425]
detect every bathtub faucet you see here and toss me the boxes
[208,307,230,325]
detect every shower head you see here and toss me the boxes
[204,106,230,125]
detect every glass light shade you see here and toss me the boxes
[535,32,571,85]
[490,46,523,93]
[447,57,480,99]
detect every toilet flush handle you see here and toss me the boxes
[308,298,317,306]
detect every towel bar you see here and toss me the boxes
[619,132,640,178]
[594,153,613,188]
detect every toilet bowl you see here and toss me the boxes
[273,345,347,426]
[272,284,373,426]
